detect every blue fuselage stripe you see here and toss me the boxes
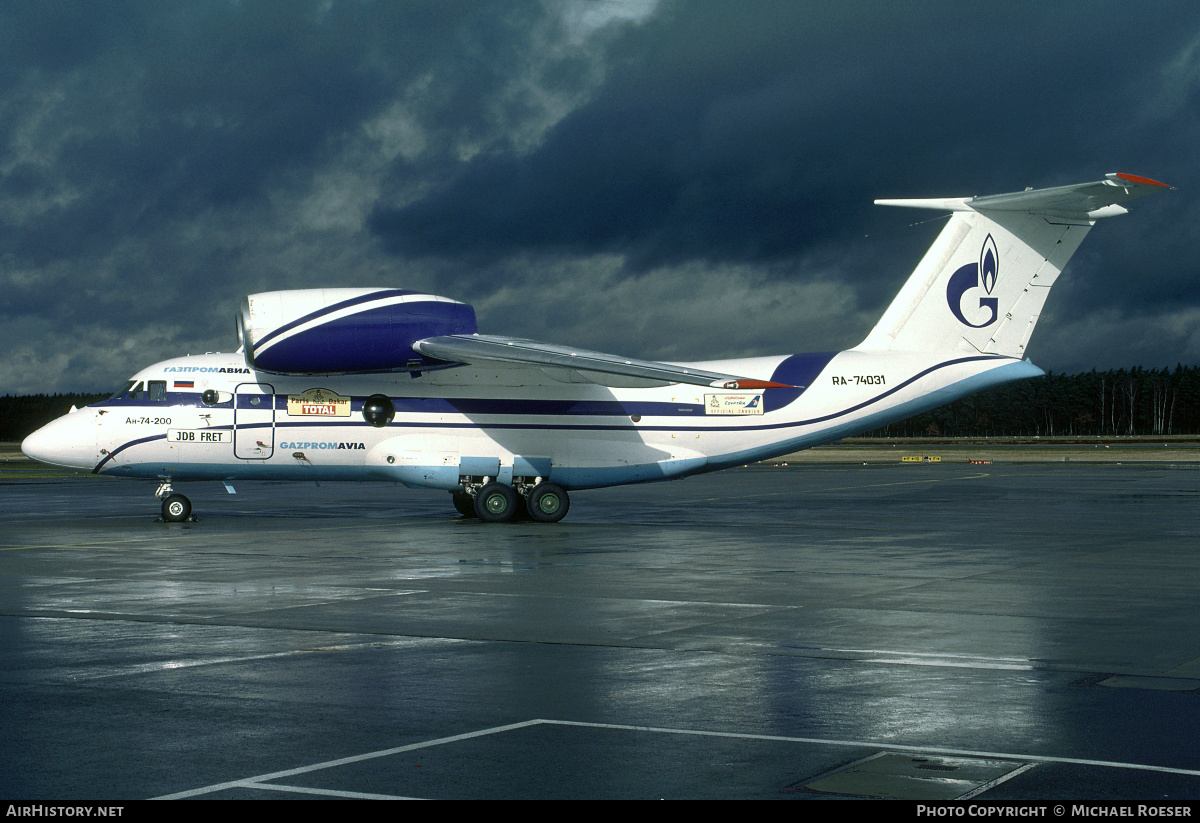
[95,354,1017,476]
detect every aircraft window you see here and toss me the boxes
[148,381,167,402]
[202,389,218,406]
[109,381,135,400]
[128,382,145,400]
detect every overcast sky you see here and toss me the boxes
[2,0,1199,394]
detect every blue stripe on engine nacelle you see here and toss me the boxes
[251,289,425,351]
[252,299,477,373]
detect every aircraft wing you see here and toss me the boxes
[412,334,795,390]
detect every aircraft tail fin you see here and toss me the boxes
[856,173,1170,357]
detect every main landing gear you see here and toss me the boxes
[452,478,570,523]
[155,482,195,523]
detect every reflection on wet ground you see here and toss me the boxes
[2,463,1199,799]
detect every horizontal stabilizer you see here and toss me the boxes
[876,173,1171,220]
[414,334,794,390]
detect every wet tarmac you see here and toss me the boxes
[2,462,1199,800]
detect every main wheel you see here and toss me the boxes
[162,493,192,522]
[473,481,518,522]
[525,482,569,523]
[451,490,478,518]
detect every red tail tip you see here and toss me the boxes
[1114,173,1171,188]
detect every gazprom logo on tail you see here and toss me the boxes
[946,234,1000,328]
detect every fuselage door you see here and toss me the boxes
[234,382,276,459]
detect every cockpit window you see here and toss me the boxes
[106,380,165,402]
[109,380,135,400]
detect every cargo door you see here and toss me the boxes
[234,382,275,459]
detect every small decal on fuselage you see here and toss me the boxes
[704,393,764,415]
[287,388,352,417]
[831,374,886,386]
[164,366,251,373]
[279,441,366,450]
[169,429,232,443]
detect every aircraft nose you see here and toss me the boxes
[22,410,99,470]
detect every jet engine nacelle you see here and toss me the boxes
[238,288,476,374]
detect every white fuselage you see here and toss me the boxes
[23,348,1040,490]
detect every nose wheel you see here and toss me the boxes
[156,482,195,522]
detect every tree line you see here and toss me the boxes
[2,365,1200,442]
[863,365,1200,438]
[0,394,107,442]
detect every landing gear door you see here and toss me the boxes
[234,383,275,460]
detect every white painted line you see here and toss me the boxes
[828,648,1031,664]
[151,720,546,799]
[798,646,1035,671]
[153,717,1200,799]
[862,656,1033,671]
[80,638,425,681]
[958,763,1037,800]
[240,782,422,800]
[547,720,1200,778]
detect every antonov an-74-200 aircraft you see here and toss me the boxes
[23,173,1171,523]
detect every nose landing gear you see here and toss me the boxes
[155,482,195,522]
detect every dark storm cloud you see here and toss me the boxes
[1,1,442,260]
[2,0,1199,393]
[368,1,1199,282]
[0,0,570,382]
